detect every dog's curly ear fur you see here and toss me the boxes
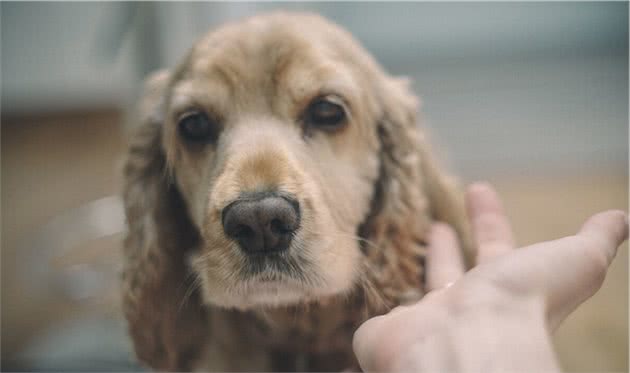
[121,70,207,371]
[360,76,473,307]
[387,78,472,245]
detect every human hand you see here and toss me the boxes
[353,183,628,372]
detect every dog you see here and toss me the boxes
[121,12,470,371]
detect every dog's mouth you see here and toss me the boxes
[194,236,352,309]
[209,260,315,309]
[240,248,315,283]
[234,247,325,304]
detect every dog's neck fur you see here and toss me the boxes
[205,289,369,371]
[203,250,424,371]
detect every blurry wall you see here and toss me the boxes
[2,2,627,177]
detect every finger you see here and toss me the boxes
[578,210,629,264]
[426,223,465,291]
[548,210,628,329]
[466,182,516,263]
[504,210,628,329]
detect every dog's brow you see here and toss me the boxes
[296,76,360,112]
[169,79,231,117]
[170,93,195,113]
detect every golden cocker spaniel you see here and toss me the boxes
[121,11,470,372]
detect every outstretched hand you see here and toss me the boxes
[353,183,628,372]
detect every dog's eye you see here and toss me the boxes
[178,111,218,143]
[304,98,347,131]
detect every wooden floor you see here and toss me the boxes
[1,110,627,371]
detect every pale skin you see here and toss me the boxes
[353,182,629,372]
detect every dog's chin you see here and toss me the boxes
[201,266,355,310]
[226,280,313,309]
[204,275,351,310]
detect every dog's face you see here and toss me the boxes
[123,12,467,370]
[160,14,389,309]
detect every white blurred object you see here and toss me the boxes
[19,196,125,304]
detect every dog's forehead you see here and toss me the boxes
[166,12,388,129]
[184,13,373,83]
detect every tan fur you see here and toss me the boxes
[121,12,471,371]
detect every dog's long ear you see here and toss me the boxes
[121,70,207,371]
[361,76,473,307]
[381,77,472,258]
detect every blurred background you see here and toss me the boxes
[1,2,627,371]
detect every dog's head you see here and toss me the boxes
[122,12,468,370]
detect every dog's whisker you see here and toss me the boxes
[178,275,203,314]
[176,267,198,294]
[359,261,393,313]
[309,229,384,253]
[301,228,394,314]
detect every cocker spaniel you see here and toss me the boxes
[121,12,470,372]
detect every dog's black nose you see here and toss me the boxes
[222,193,300,254]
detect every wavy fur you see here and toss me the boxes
[121,12,470,372]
